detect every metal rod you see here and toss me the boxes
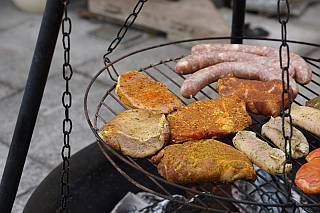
[231,0,246,44]
[0,0,64,212]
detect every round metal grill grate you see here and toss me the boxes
[84,37,320,212]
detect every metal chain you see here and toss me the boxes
[277,0,294,208]
[60,0,73,212]
[103,0,148,81]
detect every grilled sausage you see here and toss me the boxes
[261,117,309,159]
[191,43,312,84]
[233,130,292,175]
[180,61,298,98]
[291,106,320,136]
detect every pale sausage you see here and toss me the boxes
[192,44,312,84]
[180,61,298,98]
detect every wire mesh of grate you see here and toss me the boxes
[84,37,320,212]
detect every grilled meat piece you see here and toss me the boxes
[151,139,256,184]
[261,117,309,159]
[305,96,320,110]
[295,158,320,194]
[306,148,320,162]
[291,106,320,136]
[233,131,292,175]
[98,109,169,158]
[167,96,252,143]
[116,70,184,114]
[216,76,292,117]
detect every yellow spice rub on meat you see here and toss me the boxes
[151,139,256,184]
[167,95,252,143]
[116,70,184,114]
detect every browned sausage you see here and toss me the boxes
[180,61,298,98]
[192,44,312,84]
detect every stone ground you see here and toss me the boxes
[0,0,319,212]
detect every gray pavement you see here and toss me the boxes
[0,0,320,212]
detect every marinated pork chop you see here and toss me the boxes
[167,96,252,143]
[116,70,184,114]
[151,139,256,184]
[261,117,309,159]
[99,109,169,158]
[216,76,292,117]
[233,131,292,175]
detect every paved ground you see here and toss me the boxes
[0,0,319,212]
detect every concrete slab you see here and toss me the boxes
[75,36,189,77]
[0,83,17,100]
[12,191,32,213]
[0,0,35,32]
[0,142,49,213]
[0,71,110,168]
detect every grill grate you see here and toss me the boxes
[84,38,320,212]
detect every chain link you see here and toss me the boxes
[277,0,294,206]
[60,0,72,212]
[103,0,148,81]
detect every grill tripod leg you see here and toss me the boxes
[0,0,64,212]
[231,0,246,44]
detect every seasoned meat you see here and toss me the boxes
[180,61,298,98]
[295,158,320,194]
[116,70,184,114]
[216,76,292,117]
[306,148,320,162]
[98,109,169,158]
[167,96,251,143]
[191,43,312,84]
[151,139,256,184]
[261,117,309,159]
[233,131,292,175]
[305,96,320,110]
[291,106,320,136]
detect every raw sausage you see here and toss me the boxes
[176,51,265,74]
[192,44,312,84]
[180,61,298,98]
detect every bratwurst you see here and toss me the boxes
[180,61,298,98]
[191,43,311,84]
